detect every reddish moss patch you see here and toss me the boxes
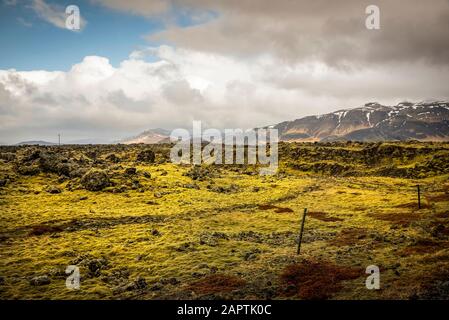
[275,207,294,213]
[280,260,362,299]
[258,204,293,213]
[373,212,422,226]
[420,251,449,264]
[28,225,64,236]
[435,211,449,219]
[258,204,277,210]
[188,274,246,294]
[399,239,449,256]
[308,211,343,222]
[426,193,449,203]
[329,228,367,246]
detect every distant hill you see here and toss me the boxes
[270,101,449,142]
[121,128,171,144]
[16,140,58,146]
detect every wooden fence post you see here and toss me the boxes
[297,208,308,255]
[417,184,421,209]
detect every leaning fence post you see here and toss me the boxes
[417,184,421,209]
[297,208,308,255]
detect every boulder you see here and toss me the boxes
[136,150,155,163]
[134,276,148,290]
[106,153,120,163]
[46,186,62,194]
[80,170,110,191]
[0,152,16,162]
[30,275,51,286]
[125,167,137,175]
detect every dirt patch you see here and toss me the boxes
[280,260,362,299]
[372,212,422,226]
[308,211,343,222]
[188,274,246,294]
[28,225,64,236]
[258,204,294,213]
[329,228,367,246]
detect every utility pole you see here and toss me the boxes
[58,133,61,146]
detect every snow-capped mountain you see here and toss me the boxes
[122,101,449,144]
[273,101,449,142]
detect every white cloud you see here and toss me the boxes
[30,0,86,30]
[1,44,449,144]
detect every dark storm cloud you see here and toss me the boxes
[147,0,449,66]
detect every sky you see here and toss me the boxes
[0,0,449,144]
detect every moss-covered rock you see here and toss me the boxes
[80,170,111,191]
[136,150,155,163]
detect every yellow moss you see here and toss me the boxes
[1,143,449,299]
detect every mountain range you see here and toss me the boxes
[12,101,449,145]
[121,101,449,143]
[273,101,449,142]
